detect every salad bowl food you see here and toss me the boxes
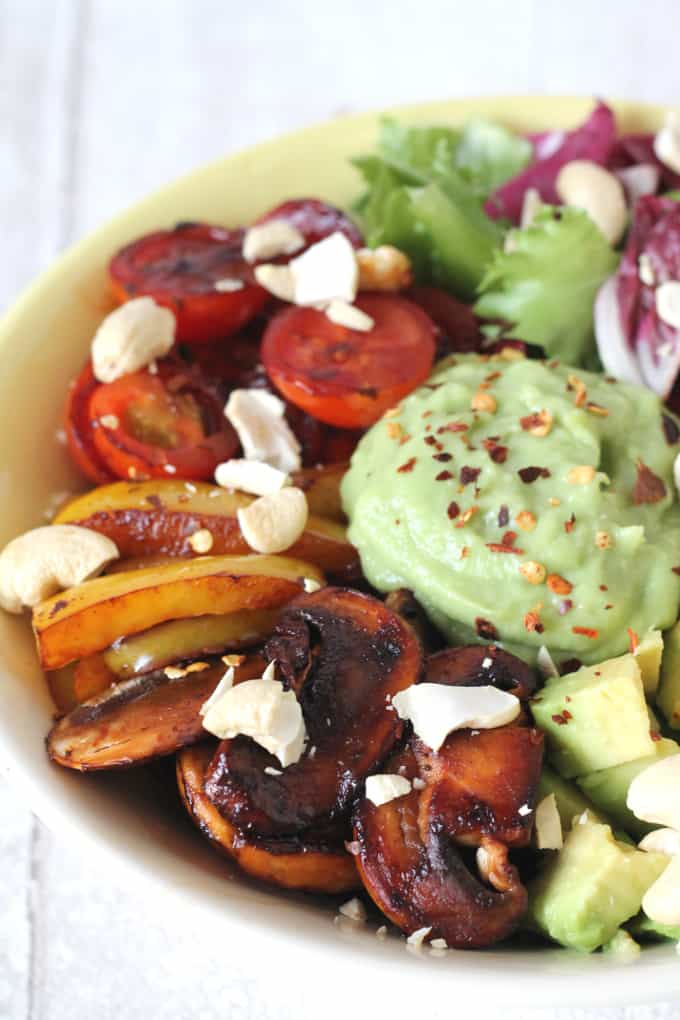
[4,95,680,1007]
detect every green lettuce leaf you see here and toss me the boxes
[474,207,620,365]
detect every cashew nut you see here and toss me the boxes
[237,487,308,554]
[91,297,175,383]
[654,111,680,175]
[555,160,627,246]
[0,525,119,613]
[357,246,412,291]
[242,220,305,263]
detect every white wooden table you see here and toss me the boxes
[3,2,680,1017]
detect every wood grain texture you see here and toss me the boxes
[3,0,680,1017]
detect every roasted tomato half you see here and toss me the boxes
[70,358,238,482]
[254,198,363,251]
[109,223,269,343]
[261,293,436,428]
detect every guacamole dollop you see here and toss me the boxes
[342,353,680,664]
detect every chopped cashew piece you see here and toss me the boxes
[338,897,367,923]
[555,160,627,246]
[256,232,358,308]
[225,389,301,473]
[356,245,412,291]
[639,828,680,856]
[406,926,432,948]
[237,487,308,554]
[188,528,213,554]
[535,794,563,850]
[392,683,520,752]
[201,660,307,767]
[325,299,374,332]
[627,753,680,830]
[253,263,296,302]
[214,278,244,292]
[0,525,119,613]
[199,667,235,717]
[656,281,680,330]
[654,112,680,175]
[537,645,560,679]
[91,297,175,383]
[520,187,543,229]
[214,458,288,496]
[242,219,305,263]
[365,773,412,807]
[642,855,680,926]
[303,577,322,593]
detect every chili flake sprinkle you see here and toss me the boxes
[397,457,417,473]
[460,466,481,486]
[567,374,587,407]
[519,410,553,437]
[424,435,438,446]
[572,626,599,639]
[487,542,525,555]
[436,470,453,481]
[483,438,508,463]
[447,501,460,520]
[633,459,667,505]
[567,465,596,485]
[455,505,479,528]
[564,514,576,533]
[519,561,546,584]
[559,600,573,615]
[516,510,537,532]
[551,710,572,726]
[627,628,640,654]
[586,402,609,417]
[518,466,551,484]
[475,617,498,640]
[595,530,612,549]
[498,504,510,527]
[524,611,544,633]
[471,391,497,413]
[547,574,573,595]
[386,421,405,440]
[437,422,468,435]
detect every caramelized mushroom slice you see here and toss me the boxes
[352,645,543,947]
[178,744,359,894]
[204,587,423,837]
[47,656,263,770]
[384,589,444,654]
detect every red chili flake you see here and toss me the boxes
[424,436,437,446]
[475,618,498,640]
[633,460,667,505]
[397,457,417,474]
[599,584,608,591]
[422,410,433,418]
[501,530,518,546]
[498,504,509,528]
[394,519,400,525]
[572,626,599,639]
[434,452,452,462]
[564,514,576,533]
[518,466,551,483]
[460,546,470,559]
[455,505,479,527]
[565,695,572,702]
[486,543,525,555]
[460,466,481,485]
[628,628,640,654]
[561,658,582,675]
[425,424,432,433]
[651,730,662,742]
[484,371,502,384]
[663,414,680,445]
[524,612,544,634]
[551,711,572,726]
[435,470,453,481]
[447,501,460,520]
[605,604,614,610]
[437,422,468,434]
[483,437,508,463]
[559,599,573,615]
[425,383,443,391]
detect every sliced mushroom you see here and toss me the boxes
[204,587,423,837]
[177,744,359,894]
[47,657,263,770]
[351,645,543,947]
[384,589,444,654]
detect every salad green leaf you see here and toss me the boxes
[352,119,525,299]
[474,207,620,365]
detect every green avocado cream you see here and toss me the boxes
[341,353,680,664]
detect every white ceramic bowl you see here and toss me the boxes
[1,96,677,1008]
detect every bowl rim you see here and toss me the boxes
[2,94,679,1007]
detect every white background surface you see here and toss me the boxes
[3,1,680,1017]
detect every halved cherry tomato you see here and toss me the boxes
[64,363,116,484]
[87,361,238,481]
[406,286,483,359]
[109,223,269,344]
[254,198,363,250]
[261,293,436,428]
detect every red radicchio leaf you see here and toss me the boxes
[614,195,680,397]
[486,101,617,223]
[609,133,680,192]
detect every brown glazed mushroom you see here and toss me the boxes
[352,645,544,948]
[204,587,423,838]
[47,655,264,771]
[178,744,359,894]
